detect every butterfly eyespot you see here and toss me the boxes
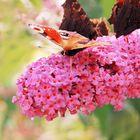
[32,26,44,34]
[34,27,41,31]
[60,32,69,37]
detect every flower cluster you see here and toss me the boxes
[12,29,140,121]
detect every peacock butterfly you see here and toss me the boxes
[29,0,109,56]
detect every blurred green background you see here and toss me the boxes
[0,0,140,140]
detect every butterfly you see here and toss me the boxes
[29,0,109,56]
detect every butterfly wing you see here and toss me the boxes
[108,0,140,37]
[59,0,97,40]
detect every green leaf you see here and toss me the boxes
[94,105,112,135]
[30,0,42,9]
[100,0,115,18]
[128,99,140,115]
[79,0,103,18]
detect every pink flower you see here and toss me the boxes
[12,29,140,121]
